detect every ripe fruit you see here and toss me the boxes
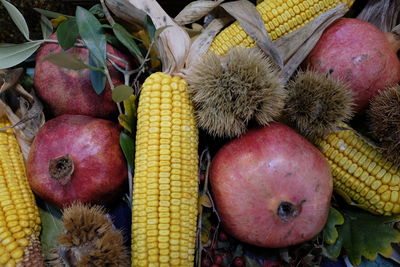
[34,33,132,119]
[233,257,245,267]
[304,18,400,113]
[210,123,332,248]
[27,114,127,208]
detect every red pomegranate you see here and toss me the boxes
[27,114,127,208]
[210,123,333,248]
[304,18,400,113]
[34,33,133,119]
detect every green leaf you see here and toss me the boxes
[89,3,105,17]
[325,208,400,266]
[40,14,53,39]
[145,15,156,40]
[112,85,134,103]
[34,8,69,19]
[89,53,106,94]
[112,23,143,59]
[38,199,63,260]
[118,95,137,133]
[323,207,345,245]
[56,18,79,50]
[0,41,43,69]
[1,0,30,40]
[75,6,106,69]
[43,51,89,70]
[120,131,135,170]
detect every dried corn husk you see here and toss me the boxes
[357,0,400,32]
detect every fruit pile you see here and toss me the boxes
[1,0,400,266]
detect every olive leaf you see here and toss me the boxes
[119,131,135,170]
[75,6,106,69]
[325,207,400,266]
[89,53,106,94]
[40,15,53,39]
[56,18,79,50]
[44,52,89,70]
[118,95,137,133]
[322,207,345,245]
[34,8,69,19]
[145,15,156,41]
[112,23,143,60]
[0,0,30,40]
[112,85,134,103]
[0,41,44,69]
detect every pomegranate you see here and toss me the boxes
[210,123,332,248]
[27,114,127,208]
[34,33,133,119]
[304,18,400,113]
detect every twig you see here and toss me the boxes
[100,0,116,26]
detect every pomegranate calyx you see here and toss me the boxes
[49,154,74,185]
[277,200,305,223]
[385,31,400,53]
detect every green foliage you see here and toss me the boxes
[43,51,89,70]
[323,207,345,245]
[112,23,143,60]
[325,207,400,266]
[37,199,63,260]
[119,131,135,170]
[112,85,134,103]
[118,95,137,134]
[0,41,44,69]
[56,18,78,50]
[0,0,30,40]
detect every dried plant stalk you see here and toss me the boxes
[357,0,400,32]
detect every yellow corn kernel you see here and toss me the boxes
[0,117,42,265]
[132,72,199,266]
[209,0,355,55]
[316,123,400,215]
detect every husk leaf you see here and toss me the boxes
[357,0,400,32]
[220,0,283,69]
[126,0,191,74]
[275,3,348,82]
[105,0,146,27]
[174,0,225,26]
[0,69,45,161]
[185,18,230,69]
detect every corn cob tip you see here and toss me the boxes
[283,69,354,141]
[19,236,45,267]
[187,47,285,138]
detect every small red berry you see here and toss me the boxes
[233,256,245,267]
[201,257,212,267]
[214,254,223,265]
[218,231,229,242]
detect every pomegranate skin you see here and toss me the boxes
[34,34,132,119]
[210,123,332,248]
[305,18,400,113]
[27,115,127,208]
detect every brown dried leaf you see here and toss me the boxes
[185,18,229,68]
[0,68,23,94]
[275,4,348,82]
[357,0,400,32]
[220,0,283,69]
[174,0,224,26]
[0,84,45,161]
[126,0,191,74]
[105,0,146,27]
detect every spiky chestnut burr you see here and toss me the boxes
[187,47,285,138]
[282,70,354,141]
[368,85,400,165]
[55,203,129,267]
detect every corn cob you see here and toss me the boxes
[0,116,42,266]
[316,124,400,216]
[209,0,354,55]
[132,72,199,266]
